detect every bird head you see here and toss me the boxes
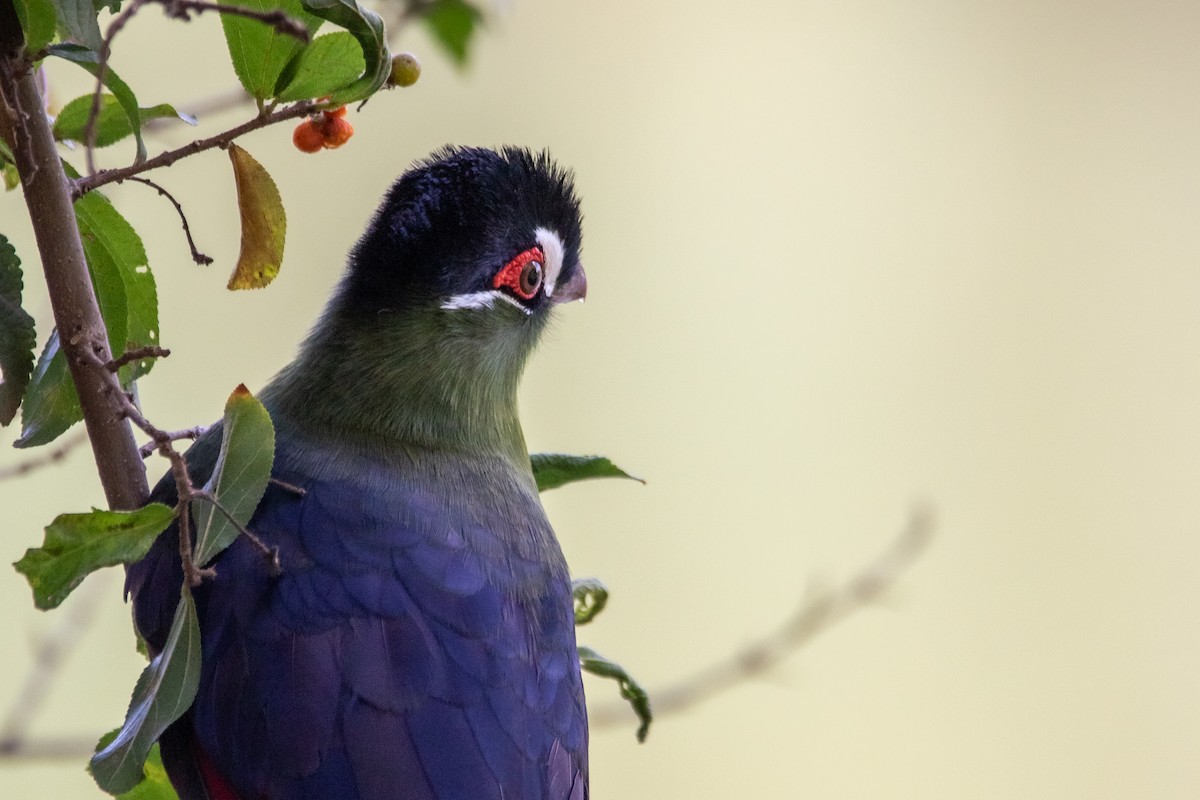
[342,145,585,337]
[268,147,586,459]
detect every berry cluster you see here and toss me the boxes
[293,106,354,154]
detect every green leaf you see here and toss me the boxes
[52,0,101,51]
[90,737,180,800]
[0,234,36,426]
[274,31,364,102]
[13,0,57,55]
[227,144,286,290]
[47,44,148,162]
[578,646,652,743]
[15,330,83,447]
[531,453,644,492]
[91,588,202,795]
[219,0,320,100]
[75,181,159,382]
[54,94,196,149]
[1,162,18,191]
[421,0,481,66]
[571,578,608,625]
[12,504,174,610]
[299,0,390,103]
[192,385,275,567]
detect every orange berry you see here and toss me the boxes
[292,120,323,153]
[326,104,347,119]
[319,115,354,149]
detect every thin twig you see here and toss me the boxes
[157,0,309,37]
[269,476,307,496]
[73,100,317,198]
[589,509,935,728]
[139,426,207,458]
[121,176,213,264]
[0,431,88,480]
[105,344,172,372]
[193,490,282,575]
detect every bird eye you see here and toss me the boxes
[492,246,545,302]
[520,260,543,297]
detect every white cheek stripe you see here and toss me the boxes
[440,289,532,315]
[535,227,565,298]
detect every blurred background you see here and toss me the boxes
[3,0,1200,796]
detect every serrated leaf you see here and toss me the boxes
[52,0,101,51]
[75,181,159,381]
[227,144,285,290]
[531,453,644,492]
[13,0,57,55]
[219,0,320,100]
[578,646,652,743]
[0,234,36,426]
[12,504,174,610]
[274,31,364,102]
[91,588,201,795]
[192,385,274,567]
[421,0,481,66]
[54,94,196,149]
[47,44,148,163]
[572,578,608,625]
[90,736,179,800]
[299,0,389,104]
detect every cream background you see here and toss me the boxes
[3,0,1199,796]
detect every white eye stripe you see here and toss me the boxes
[440,289,532,315]
[535,227,565,297]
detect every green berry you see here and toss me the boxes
[388,53,421,88]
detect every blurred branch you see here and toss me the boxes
[590,508,935,729]
[0,575,112,758]
[0,431,88,480]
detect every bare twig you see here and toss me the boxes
[157,0,309,37]
[139,426,207,458]
[73,100,317,198]
[269,476,307,496]
[105,344,172,372]
[589,509,935,728]
[122,176,213,264]
[0,431,88,480]
[194,490,282,575]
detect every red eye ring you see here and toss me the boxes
[493,246,545,301]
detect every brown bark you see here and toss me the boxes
[0,11,148,510]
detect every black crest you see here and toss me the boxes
[343,146,583,311]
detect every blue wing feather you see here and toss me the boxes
[127,425,588,800]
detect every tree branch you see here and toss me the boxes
[73,100,317,198]
[589,509,935,728]
[0,27,148,511]
[0,431,88,480]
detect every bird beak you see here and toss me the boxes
[552,263,587,304]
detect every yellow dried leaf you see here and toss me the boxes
[227,144,286,290]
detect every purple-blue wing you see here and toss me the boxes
[128,440,587,800]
